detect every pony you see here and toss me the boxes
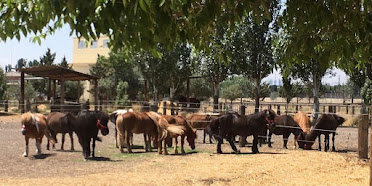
[116,112,158,153]
[297,114,345,151]
[162,115,197,153]
[109,109,133,148]
[210,110,276,154]
[267,115,303,149]
[21,112,56,157]
[46,112,76,151]
[74,110,109,160]
[156,116,187,155]
[186,113,217,144]
[293,112,311,148]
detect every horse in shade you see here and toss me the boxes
[210,110,276,154]
[267,115,303,149]
[74,110,109,160]
[21,112,56,157]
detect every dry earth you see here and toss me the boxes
[0,114,368,185]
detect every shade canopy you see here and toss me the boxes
[18,65,98,81]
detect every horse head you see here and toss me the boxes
[296,132,313,150]
[187,129,197,150]
[96,111,109,136]
[263,109,276,126]
[334,114,345,126]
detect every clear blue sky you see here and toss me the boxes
[0,25,348,85]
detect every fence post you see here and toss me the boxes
[277,105,280,115]
[352,106,355,115]
[328,106,333,113]
[358,114,368,159]
[346,105,349,114]
[4,100,8,112]
[296,104,298,112]
[163,101,167,115]
[240,105,246,116]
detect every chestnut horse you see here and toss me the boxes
[186,113,217,144]
[267,115,303,149]
[46,112,76,151]
[109,109,133,148]
[21,112,56,157]
[297,114,345,151]
[162,115,197,153]
[293,112,311,147]
[157,116,186,155]
[116,112,158,153]
[210,110,276,154]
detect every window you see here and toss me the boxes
[103,39,109,48]
[91,41,98,48]
[78,40,85,49]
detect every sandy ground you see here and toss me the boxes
[0,114,368,185]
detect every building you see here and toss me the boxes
[72,36,110,101]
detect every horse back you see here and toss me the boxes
[188,114,211,129]
[120,112,157,134]
[21,113,47,139]
[294,112,311,133]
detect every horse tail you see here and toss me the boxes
[44,127,57,144]
[166,125,185,137]
[116,114,125,148]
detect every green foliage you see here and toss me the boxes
[39,48,55,65]
[6,82,36,101]
[64,81,84,101]
[188,78,212,101]
[278,76,302,104]
[220,78,243,103]
[59,56,69,69]
[361,78,372,106]
[0,68,7,100]
[115,81,129,105]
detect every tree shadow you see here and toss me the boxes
[31,153,56,160]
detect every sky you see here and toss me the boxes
[0,25,348,85]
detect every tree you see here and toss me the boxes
[220,78,243,104]
[115,81,129,105]
[39,48,56,65]
[0,1,271,54]
[63,81,84,101]
[0,68,7,100]
[59,56,69,68]
[188,77,212,101]
[15,58,27,69]
[278,75,302,104]
[361,79,372,106]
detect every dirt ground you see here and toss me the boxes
[0,114,368,185]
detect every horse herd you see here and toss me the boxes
[19,109,346,160]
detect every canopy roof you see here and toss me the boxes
[18,65,98,81]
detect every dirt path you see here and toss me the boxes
[0,114,368,185]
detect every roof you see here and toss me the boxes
[17,65,98,81]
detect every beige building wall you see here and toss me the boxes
[72,36,110,102]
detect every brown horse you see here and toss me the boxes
[297,114,345,151]
[293,112,311,147]
[267,115,303,149]
[162,115,197,153]
[46,112,76,151]
[116,112,158,153]
[186,113,217,143]
[157,116,186,155]
[21,112,56,157]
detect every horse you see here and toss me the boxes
[74,110,109,160]
[210,110,276,154]
[293,112,311,148]
[186,113,217,144]
[267,115,303,149]
[109,109,133,148]
[46,112,76,151]
[116,112,158,153]
[21,112,56,157]
[162,115,197,153]
[157,115,187,155]
[297,114,345,151]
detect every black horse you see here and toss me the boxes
[74,110,109,160]
[267,115,303,149]
[210,110,276,154]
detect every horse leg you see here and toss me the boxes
[158,136,163,154]
[174,137,179,154]
[318,135,322,151]
[115,127,118,148]
[143,134,149,152]
[52,134,56,149]
[23,137,29,157]
[126,131,133,153]
[252,135,259,154]
[332,132,336,152]
[217,138,223,154]
[227,135,239,153]
[203,129,206,144]
[239,135,247,147]
[91,138,95,157]
[209,131,213,144]
[283,132,290,149]
[69,132,74,151]
[268,131,273,148]
[148,134,152,152]
[163,138,169,155]
[324,134,329,152]
[35,138,42,155]
[47,138,50,151]
[181,136,185,154]
[61,133,65,151]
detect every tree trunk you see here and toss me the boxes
[254,79,260,113]
[312,72,320,121]
[153,84,158,102]
[213,83,219,112]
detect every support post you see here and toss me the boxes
[358,114,368,159]
[186,78,190,108]
[77,81,81,103]
[163,101,167,115]
[60,75,65,112]
[144,79,148,101]
[94,79,98,111]
[53,80,56,104]
[4,100,8,112]
[240,105,246,116]
[277,105,280,115]
[20,72,25,113]
[47,79,51,101]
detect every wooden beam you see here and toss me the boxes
[60,74,65,112]
[94,79,98,111]
[47,78,51,101]
[52,80,56,104]
[20,72,25,113]
[77,81,81,103]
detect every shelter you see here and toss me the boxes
[18,65,99,113]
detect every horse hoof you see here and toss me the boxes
[23,153,28,157]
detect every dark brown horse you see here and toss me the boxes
[210,110,276,154]
[297,114,345,151]
[21,112,56,157]
[267,115,303,149]
[116,112,158,153]
[46,112,76,151]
